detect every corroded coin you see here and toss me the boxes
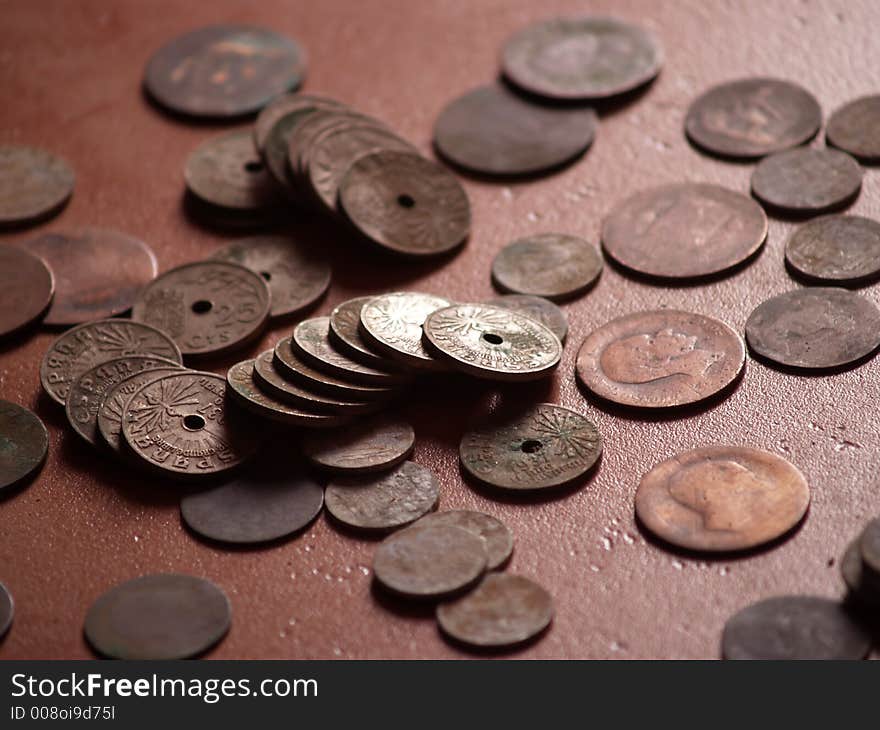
[487,295,568,343]
[0,582,12,638]
[433,83,597,176]
[858,518,880,577]
[601,184,768,280]
[460,403,601,491]
[0,145,74,226]
[423,303,562,381]
[635,446,809,552]
[132,261,270,358]
[685,78,822,159]
[492,233,602,299]
[329,296,395,367]
[339,150,471,257]
[40,319,182,405]
[0,400,48,492]
[144,25,306,118]
[254,94,347,154]
[415,510,513,570]
[576,310,745,408]
[826,95,880,163]
[745,288,880,369]
[84,574,230,660]
[0,246,54,337]
[785,216,880,285]
[301,415,415,473]
[841,539,880,606]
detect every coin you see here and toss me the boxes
[433,83,598,176]
[423,303,562,381]
[0,246,54,337]
[842,539,880,606]
[414,511,513,570]
[460,403,601,491]
[0,145,74,226]
[0,582,12,638]
[132,261,270,358]
[324,461,439,531]
[487,295,568,343]
[576,310,745,408]
[329,296,395,367]
[339,150,470,257]
[721,596,870,660]
[858,518,880,577]
[144,25,306,118]
[286,109,371,187]
[254,94,347,154]
[635,446,809,552]
[745,288,880,369]
[785,215,880,285]
[685,78,822,159]
[0,400,48,492]
[826,95,880,163]
[84,574,231,660]
[40,319,182,405]
[301,416,415,473]
[601,184,768,280]
[751,148,862,215]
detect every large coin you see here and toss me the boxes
[487,295,568,343]
[0,246,54,337]
[0,582,12,638]
[0,400,48,492]
[785,215,880,285]
[414,510,513,570]
[301,416,415,473]
[329,296,395,367]
[826,95,880,163]
[0,146,74,226]
[635,446,809,552]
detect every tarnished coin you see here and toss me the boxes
[433,83,597,176]
[635,446,810,552]
[745,288,880,369]
[25,229,158,326]
[576,310,745,408]
[324,461,439,531]
[0,145,74,226]
[415,511,513,570]
[492,233,602,299]
[826,95,880,163]
[286,109,372,185]
[254,94,347,154]
[329,296,394,367]
[602,184,768,280]
[685,78,822,159]
[423,303,562,381]
[460,403,601,491]
[84,574,230,660]
[0,246,54,337]
[132,261,270,358]
[339,150,471,257]
[487,295,568,343]
[0,582,12,638]
[785,215,880,285]
[0,400,48,492]
[842,539,880,606]
[40,319,182,405]
[722,596,870,660]
[144,25,306,118]
[751,148,862,215]
[301,416,415,473]
[858,518,880,577]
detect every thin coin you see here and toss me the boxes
[0,400,48,492]
[487,295,568,343]
[0,145,74,226]
[841,539,880,606]
[415,511,513,570]
[745,288,880,369]
[635,446,810,552]
[301,415,415,473]
[601,184,768,280]
[84,574,230,660]
[0,582,12,638]
[576,310,745,408]
[0,246,54,337]
[785,215,880,285]
[858,518,880,577]
[254,94,347,154]
[826,95,880,163]
[460,403,601,491]
[329,296,397,367]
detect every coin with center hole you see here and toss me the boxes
[329,296,396,367]
[785,215,880,285]
[0,582,12,638]
[826,95,880,163]
[0,145,74,227]
[858,518,880,577]
[301,415,415,473]
[414,511,513,570]
[254,94,347,153]
[487,295,568,343]
[0,400,48,492]
[0,246,54,337]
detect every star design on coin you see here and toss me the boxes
[433,307,510,337]
[128,378,201,434]
[531,407,600,460]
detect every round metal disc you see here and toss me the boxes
[254,94,347,153]
[785,215,880,285]
[0,145,74,226]
[0,400,48,492]
[487,295,568,343]
[286,109,373,188]
[414,510,513,570]
[301,415,415,473]
[858,518,880,577]
[0,582,12,638]
[0,245,54,337]
[842,538,880,606]
[827,95,880,163]
[329,296,398,367]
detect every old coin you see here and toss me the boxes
[0,400,48,492]
[339,150,471,257]
[433,83,597,176]
[415,511,513,570]
[40,319,182,405]
[0,145,74,226]
[132,261,270,358]
[826,95,880,163]
[785,215,880,285]
[576,310,745,408]
[601,184,768,280]
[858,518,880,577]
[0,246,54,337]
[460,403,601,491]
[285,109,371,187]
[329,296,395,367]
[745,288,880,369]
[487,295,568,343]
[84,574,230,660]
[635,446,810,552]
[841,539,880,606]
[685,78,822,159]
[301,415,415,473]
[0,582,12,638]
[722,596,870,660]
[144,25,306,118]
[254,94,347,153]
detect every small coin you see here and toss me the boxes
[339,150,471,257]
[460,403,601,491]
[685,78,822,159]
[722,596,870,660]
[842,538,880,606]
[487,295,568,343]
[132,261,270,358]
[433,83,597,176]
[0,400,48,492]
[0,246,54,337]
[329,296,396,367]
[635,446,809,552]
[0,145,74,226]
[414,511,513,570]
[84,574,230,660]
[858,518,880,577]
[576,310,745,408]
[254,94,347,154]
[826,95,880,163]
[745,288,880,369]
[301,415,415,473]
[785,215,880,285]
[0,582,12,638]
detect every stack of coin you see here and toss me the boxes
[841,519,880,606]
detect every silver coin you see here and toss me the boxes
[301,415,415,473]
[413,510,513,570]
[487,295,568,343]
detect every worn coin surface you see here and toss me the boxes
[826,95,880,163]
[329,296,394,367]
[785,215,880,285]
[858,518,880,577]
[0,582,12,638]
[254,94,347,154]
[0,246,54,337]
[286,109,372,185]
[636,446,809,552]
[0,400,48,492]
[414,511,513,570]
[301,416,415,473]
[84,574,231,660]
[0,145,74,226]
[487,295,568,343]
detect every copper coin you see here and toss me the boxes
[289,110,380,184]
[339,150,471,257]
[209,234,331,318]
[0,246,54,337]
[601,184,768,280]
[132,261,270,358]
[492,233,602,299]
[414,511,513,570]
[745,288,880,369]
[841,539,880,606]
[24,229,158,325]
[433,83,597,176]
[722,596,870,660]
[751,148,862,215]
[785,215,880,285]
[0,145,74,226]
[329,296,397,367]
[685,78,822,159]
[254,94,347,154]
[487,295,568,343]
[826,95,880,163]
[0,582,12,639]
[301,415,415,473]
[858,518,880,577]
[460,403,601,491]
[40,319,182,405]
[144,25,306,118]
[0,400,48,492]
[84,574,230,660]
[635,446,810,552]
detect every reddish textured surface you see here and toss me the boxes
[2,0,880,660]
